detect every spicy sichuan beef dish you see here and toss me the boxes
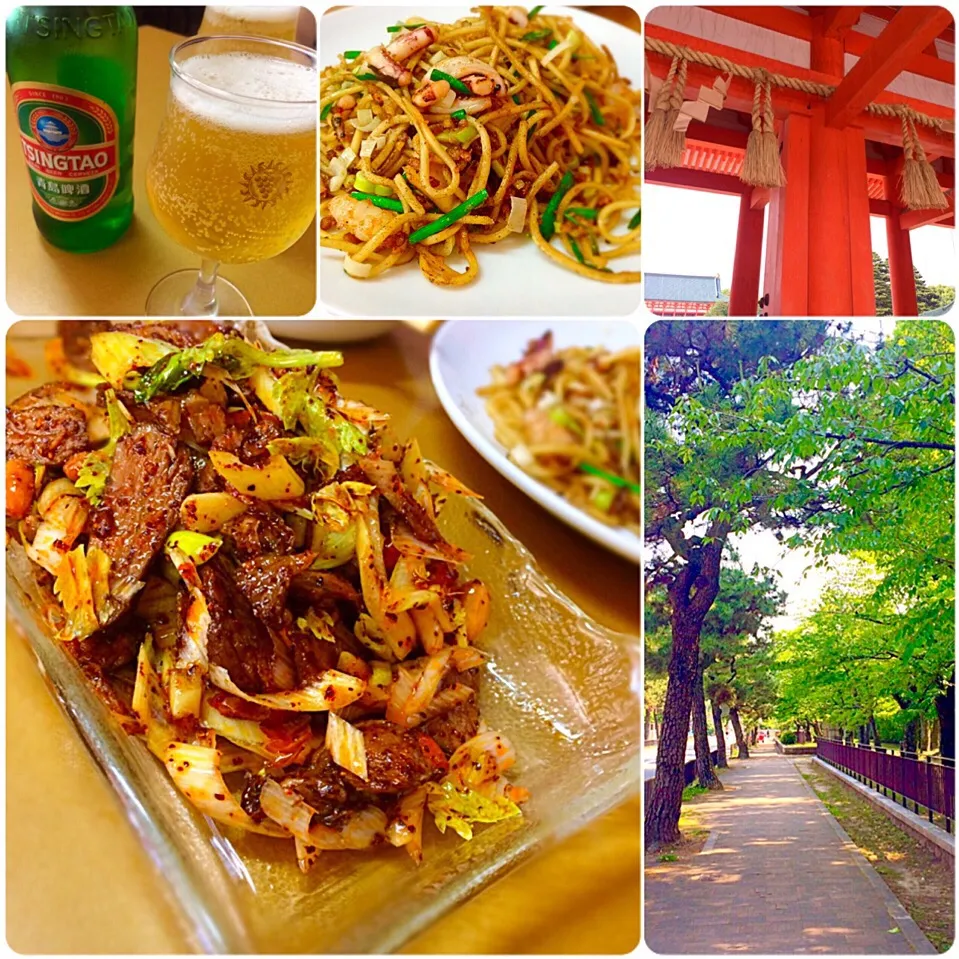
[5,322,527,871]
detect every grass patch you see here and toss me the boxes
[682,783,708,801]
[799,760,955,953]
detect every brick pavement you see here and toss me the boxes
[645,746,936,954]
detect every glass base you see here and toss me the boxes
[145,269,253,317]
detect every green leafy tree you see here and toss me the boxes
[644,319,954,848]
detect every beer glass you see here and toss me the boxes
[198,6,302,42]
[146,36,316,316]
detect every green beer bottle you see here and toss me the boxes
[6,7,137,252]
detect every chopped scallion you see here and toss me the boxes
[628,209,641,230]
[451,108,467,121]
[548,406,583,434]
[350,192,404,212]
[584,90,605,126]
[529,5,544,16]
[408,189,489,244]
[512,94,522,104]
[387,22,424,32]
[547,38,559,50]
[343,50,362,59]
[590,486,616,512]
[569,238,586,265]
[522,29,552,41]
[539,169,574,241]
[355,72,379,81]
[579,462,639,494]
[431,69,471,95]
[564,207,598,221]
[320,102,333,121]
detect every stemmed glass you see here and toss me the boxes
[145,35,317,316]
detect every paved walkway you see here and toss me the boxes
[645,746,936,954]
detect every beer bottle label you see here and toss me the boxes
[11,82,120,222]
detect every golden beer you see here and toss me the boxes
[198,6,301,42]
[146,49,316,264]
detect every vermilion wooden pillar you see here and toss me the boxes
[729,192,764,316]
[762,25,877,316]
[886,207,918,315]
[763,113,810,315]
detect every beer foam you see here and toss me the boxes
[206,6,301,23]
[173,52,316,132]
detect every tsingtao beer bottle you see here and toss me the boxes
[6,7,137,252]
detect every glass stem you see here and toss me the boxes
[180,258,221,316]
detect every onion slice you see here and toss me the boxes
[326,711,369,780]
[208,664,366,712]
[507,196,528,233]
[163,741,290,837]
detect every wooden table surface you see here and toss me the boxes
[5,323,640,954]
[5,26,316,317]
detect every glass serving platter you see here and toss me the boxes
[5,332,640,953]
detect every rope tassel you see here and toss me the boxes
[903,113,948,211]
[645,56,687,170]
[741,73,785,189]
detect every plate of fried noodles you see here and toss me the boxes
[320,6,641,317]
[430,320,640,562]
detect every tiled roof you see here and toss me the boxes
[644,273,724,303]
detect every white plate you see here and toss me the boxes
[266,320,396,343]
[430,319,641,563]
[320,6,641,318]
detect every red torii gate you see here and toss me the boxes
[645,6,955,316]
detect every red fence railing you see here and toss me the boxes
[817,739,955,832]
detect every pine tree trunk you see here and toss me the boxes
[711,700,728,768]
[749,726,758,746]
[730,707,749,759]
[644,534,726,850]
[692,660,721,789]
[936,669,955,761]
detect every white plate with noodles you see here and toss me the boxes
[320,6,641,317]
[430,319,640,563]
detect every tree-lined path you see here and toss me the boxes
[645,747,936,955]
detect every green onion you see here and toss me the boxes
[584,90,605,126]
[588,234,600,256]
[528,123,537,137]
[565,207,598,221]
[351,191,404,213]
[355,72,379,81]
[522,29,551,41]
[343,50,362,59]
[355,172,394,197]
[431,69,471,95]
[451,108,467,121]
[387,23,424,32]
[320,102,333,121]
[547,38,559,50]
[512,94,521,105]
[408,189,489,244]
[539,169,574,241]
[628,209,641,230]
[548,406,583,434]
[579,462,639,494]
[590,486,616,513]
[569,237,586,265]
[529,4,544,16]
[437,125,479,146]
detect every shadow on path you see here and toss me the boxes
[645,745,936,955]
